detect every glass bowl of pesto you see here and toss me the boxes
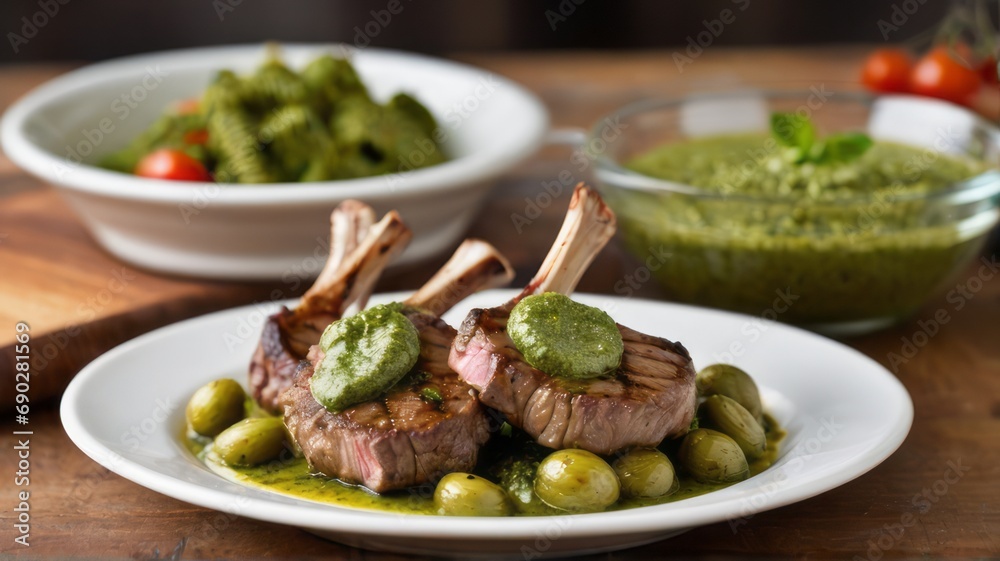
[0,44,547,279]
[591,91,1000,335]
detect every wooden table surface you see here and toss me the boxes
[2,47,999,560]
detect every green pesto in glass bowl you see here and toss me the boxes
[592,92,1000,335]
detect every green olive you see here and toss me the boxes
[679,428,749,484]
[213,416,287,466]
[695,364,763,422]
[612,448,677,498]
[186,379,247,437]
[534,449,620,513]
[700,395,766,460]
[434,473,514,516]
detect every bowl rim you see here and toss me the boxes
[0,43,549,207]
[590,90,1000,207]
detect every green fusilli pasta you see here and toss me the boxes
[99,49,446,184]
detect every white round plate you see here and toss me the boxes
[61,290,912,558]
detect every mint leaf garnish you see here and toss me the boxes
[770,113,872,165]
[771,113,816,151]
[815,133,874,164]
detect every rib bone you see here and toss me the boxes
[300,200,376,315]
[405,239,515,316]
[249,201,411,413]
[517,184,616,302]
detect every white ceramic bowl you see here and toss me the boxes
[1,44,548,279]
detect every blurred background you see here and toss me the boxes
[1,0,986,62]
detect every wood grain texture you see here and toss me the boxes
[0,47,998,560]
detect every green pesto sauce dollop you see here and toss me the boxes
[310,302,419,412]
[507,293,624,380]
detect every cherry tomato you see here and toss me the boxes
[183,129,209,145]
[861,48,914,93]
[979,56,998,84]
[952,43,997,84]
[135,149,212,182]
[910,46,982,105]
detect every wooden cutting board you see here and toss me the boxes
[0,189,282,404]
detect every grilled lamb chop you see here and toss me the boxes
[281,239,515,493]
[250,201,411,413]
[449,184,697,455]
